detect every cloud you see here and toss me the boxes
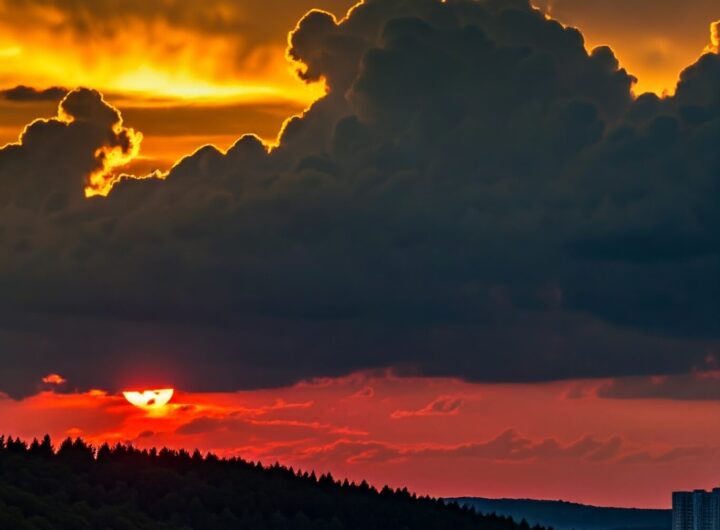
[707,21,720,54]
[176,416,231,435]
[620,446,716,464]
[175,414,365,437]
[597,372,720,401]
[1,85,67,102]
[415,430,623,462]
[391,396,464,419]
[0,87,143,206]
[299,439,407,464]
[531,0,720,94]
[41,373,67,385]
[298,429,624,464]
[346,386,375,399]
[2,0,720,395]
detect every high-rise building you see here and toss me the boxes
[673,488,720,530]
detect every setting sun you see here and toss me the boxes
[122,388,175,412]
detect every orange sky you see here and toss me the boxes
[3,372,720,509]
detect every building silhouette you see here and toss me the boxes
[673,489,720,530]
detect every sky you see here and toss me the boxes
[6,370,720,508]
[1,0,720,509]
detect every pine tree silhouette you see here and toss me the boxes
[0,434,540,530]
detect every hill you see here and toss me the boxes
[450,497,670,530]
[0,435,544,530]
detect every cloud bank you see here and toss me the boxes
[1,0,720,395]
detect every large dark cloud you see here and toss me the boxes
[1,0,720,396]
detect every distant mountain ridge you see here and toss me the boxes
[449,497,671,530]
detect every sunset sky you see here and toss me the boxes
[5,371,720,508]
[2,0,720,510]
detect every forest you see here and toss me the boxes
[0,435,546,530]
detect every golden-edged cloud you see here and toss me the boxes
[706,21,720,54]
[0,87,147,204]
[4,88,147,197]
[533,0,720,95]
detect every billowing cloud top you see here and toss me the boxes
[1,0,720,396]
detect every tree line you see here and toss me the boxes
[0,434,548,530]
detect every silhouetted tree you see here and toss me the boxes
[0,434,546,530]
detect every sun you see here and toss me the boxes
[123,388,174,413]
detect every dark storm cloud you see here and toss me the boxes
[1,85,67,102]
[2,0,720,396]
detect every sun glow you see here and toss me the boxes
[0,25,322,106]
[123,388,175,413]
[0,45,21,58]
[112,67,292,102]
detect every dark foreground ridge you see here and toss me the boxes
[0,435,546,530]
[451,497,670,530]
